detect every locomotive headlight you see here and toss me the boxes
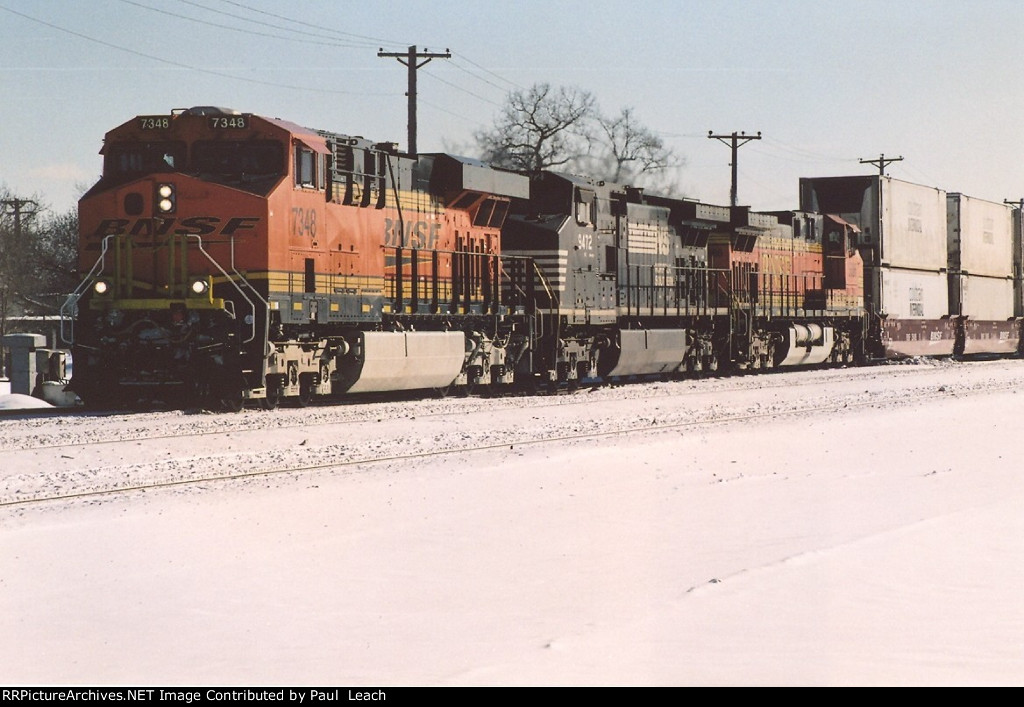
[155,183,176,214]
[93,279,110,296]
[189,278,209,296]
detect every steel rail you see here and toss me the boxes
[0,385,984,510]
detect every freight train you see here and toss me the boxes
[60,107,1022,410]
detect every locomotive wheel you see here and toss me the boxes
[485,381,504,398]
[81,390,119,412]
[296,380,315,407]
[434,382,454,398]
[567,371,584,392]
[515,374,540,396]
[260,385,281,410]
[219,389,244,413]
[686,355,701,375]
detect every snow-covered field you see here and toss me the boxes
[2,359,1024,686]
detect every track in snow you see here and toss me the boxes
[3,358,1018,510]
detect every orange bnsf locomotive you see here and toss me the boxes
[63,107,869,410]
[65,107,531,409]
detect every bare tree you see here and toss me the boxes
[475,83,596,171]
[592,107,682,188]
[26,206,79,313]
[0,193,79,346]
[475,84,682,194]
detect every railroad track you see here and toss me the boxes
[0,375,1005,511]
[0,360,975,452]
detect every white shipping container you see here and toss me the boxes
[955,274,1015,321]
[880,178,948,271]
[878,267,948,319]
[798,175,947,271]
[946,194,1014,278]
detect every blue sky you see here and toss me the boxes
[2,0,1024,215]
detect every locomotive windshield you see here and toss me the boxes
[189,140,285,193]
[106,141,186,175]
[472,198,510,228]
[191,140,284,177]
[96,136,286,196]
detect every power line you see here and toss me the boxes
[206,1,523,112]
[418,97,490,131]
[451,56,523,92]
[178,0,379,47]
[759,136,858,163]
[422,68,503,108]
[2,2,529,143]
[116,0,360,48]
[212,0,398,45]
[116,0,372,48]
[0,4,396,96]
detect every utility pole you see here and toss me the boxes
[859,153,903,176]
[1,198,39,378]
[378,45,451,156]
[708,131,762,207]
[2,198,38,239]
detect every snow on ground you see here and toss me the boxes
[0,393,53,410]
[2,359,1024,686]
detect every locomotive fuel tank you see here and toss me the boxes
[597,329,688,378]
[335,331,466,394]
[775,323,835,367]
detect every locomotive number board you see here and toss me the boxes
[208,116,248,129]
[138,116,171,130]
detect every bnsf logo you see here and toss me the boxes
[91,217,260,237]
[384,218,440,249]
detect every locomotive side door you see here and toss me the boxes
[286,139,329,322]
[568,187,603,324]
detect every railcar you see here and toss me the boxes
[946,193,1019,355]
[799,175,1023,357]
